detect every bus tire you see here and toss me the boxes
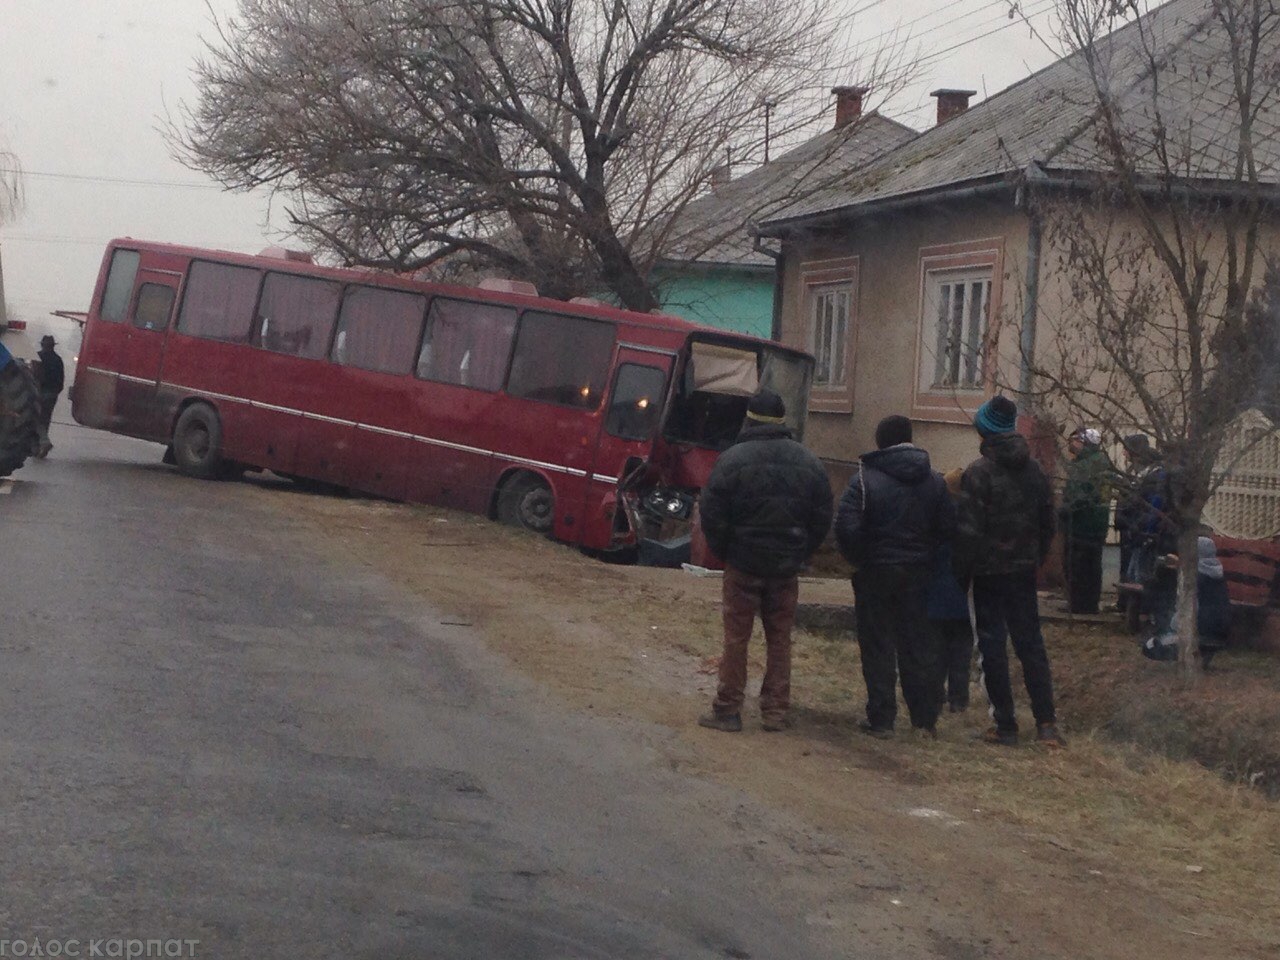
[172,403,227,480]
[0,361,39,479]
[496,472,555,535]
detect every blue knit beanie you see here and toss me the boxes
[974,395,1018,437]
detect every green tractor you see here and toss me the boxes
[0,340,39,478]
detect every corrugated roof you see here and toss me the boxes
[659,114,917,266]
[762,0,1273,229]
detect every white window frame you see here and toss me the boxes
[809,282,852,390]
[920,267,992,393]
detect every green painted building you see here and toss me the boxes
[653,96,916,340]
[651,263,776,339]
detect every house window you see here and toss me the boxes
[809,283,851,389]
[924,268,991,391]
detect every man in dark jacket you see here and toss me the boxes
[835,415,956,737]
[954,396,1065,747]
[697,388,833,733]
[34,334,65,458]
[1059,427,1111,614]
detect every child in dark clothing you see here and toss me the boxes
[1142,536,1231,667]
[928,468,974,711]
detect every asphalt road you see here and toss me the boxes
[0,424,853,960]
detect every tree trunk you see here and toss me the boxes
[1174,525,1202,684]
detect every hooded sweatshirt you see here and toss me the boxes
[835,444,956,568]
[954,432,1055,579]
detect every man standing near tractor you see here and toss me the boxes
[32,334,64,458]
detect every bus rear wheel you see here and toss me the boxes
[172,403,230,480]
[497,473,555,535]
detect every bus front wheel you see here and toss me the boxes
[172,403,229,480]
[497,473,555,535]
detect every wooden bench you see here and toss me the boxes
[1214,535,1280,608]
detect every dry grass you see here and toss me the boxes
[773,616,1280,942]
[267,486,1280,953]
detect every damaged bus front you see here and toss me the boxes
[608,333,813,563]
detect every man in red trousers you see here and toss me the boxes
[696,388,833,733]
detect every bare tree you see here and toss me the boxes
[1014,0,1280,676]
[172,0,907,310]
[0,143,21,226]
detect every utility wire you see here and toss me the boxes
[918,0,1057,66]
[0,167,228,191]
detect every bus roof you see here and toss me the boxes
[103,238,809,360]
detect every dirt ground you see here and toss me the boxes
[262,483,1280,960]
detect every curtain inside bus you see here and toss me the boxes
[256,273,342,360]
[177,262,260,342]
[417,299,516,391]
[664,340,811,448]
[332,286,426,374]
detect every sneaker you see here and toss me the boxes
[36,442,52,459]
[858,721,894,740]
[911,725,938,740]
[697,712,742,733]
[1036,723,1067,748]
[760,716,791,733]
[977,726,1018,747]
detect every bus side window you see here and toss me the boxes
[606,364,666,440]
[506,311,614,408]
[332,286,426,374]
[417,298,517,391]
[255,272,342,359]
[176,261,261,342]
[132,283,176,332]
[101,249,141,323]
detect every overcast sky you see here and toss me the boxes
[0,0,1063,321]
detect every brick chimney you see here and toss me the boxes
[832,86,870,130]
[710,162,732,191]
[930,88,976,125]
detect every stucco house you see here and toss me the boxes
[757,0,1279,474]
[653,90,915,338]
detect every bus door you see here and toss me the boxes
[117,269,180,440]
[584,345,675,546]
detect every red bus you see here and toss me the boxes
[71,239,814,553]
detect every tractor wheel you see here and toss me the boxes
[0,359,39,479]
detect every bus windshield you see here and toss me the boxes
[663,337,812,450]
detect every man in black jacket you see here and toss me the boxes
[697,388,833,733]
[954,396,1065,747]
[835,415,955,738]
[34,335,65,458]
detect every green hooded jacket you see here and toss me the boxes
[1061,445,1112,543]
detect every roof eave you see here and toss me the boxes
[656,257,775,272]
[757,175,1016,237]
[1036,167,1280,205]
